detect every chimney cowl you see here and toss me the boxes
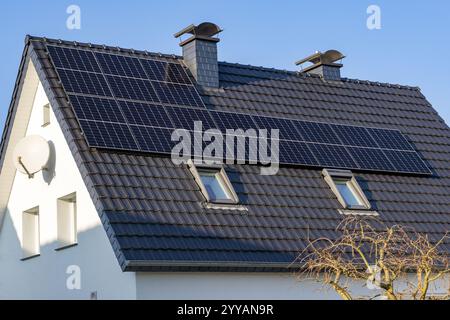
[296,50,345,81]
[175,22,222,88]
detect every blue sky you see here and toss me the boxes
[1,1,449,128]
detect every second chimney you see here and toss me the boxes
[174,22,222,88]
[296,50,345,81]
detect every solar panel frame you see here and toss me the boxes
[119,101,173,128]
[46,45,432,176]
[367,128,414,151]
[347,147,396,171]
[95,52,148,79]
[166,106,217,131]
[79,119,139,150]
[69,95,125,123]
[383,150,431,174]
[47,45,102,73]
[294,121,342,145]
[57,69,113,97]
[106,75,160,103]
[332,124,378,148]
[308,143,357,169]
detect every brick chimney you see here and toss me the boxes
[174,22,222,88]
[296,50,345,81]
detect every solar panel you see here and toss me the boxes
[166,106,216,131]
[57,69,112,97]
[47,45,432,176]
[295,121,341,144]
[333,125,378,148]
[47,45,101,73]
[347,147,395,171]
[152,81,204,108]
[95,52,147,79]
[119,101,173,128]
[80,120,138,150]
[69,95,124,123]
[130,126,174,153]
[367,128,414,151]
[210,111,258,135]
[308,144,356,169]
[140,59,192,84]
[279,140,318,166]
[383,150,431,174]
[253,115,303,141]
[106,75,159,103]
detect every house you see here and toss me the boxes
[0,22,449,299]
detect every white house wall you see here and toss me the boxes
[0,75,136,299]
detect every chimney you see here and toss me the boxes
[296,50,345,81]
[174,22,222,87]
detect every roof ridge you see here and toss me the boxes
[218,61,421,91]
[26,35,420,91]
[26,34,183,61]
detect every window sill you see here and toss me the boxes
[21,253,40,261]
[203,202,248,212]
[338,209,379,216]
[55,243,78,251]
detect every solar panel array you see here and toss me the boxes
[46,45,431,175]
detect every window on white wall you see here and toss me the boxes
[57,193,77,249]
[42,103,50,126]
[22,207,40,259]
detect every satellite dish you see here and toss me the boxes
[12,135,50,178]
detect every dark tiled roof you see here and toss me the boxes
[6,36,450,271]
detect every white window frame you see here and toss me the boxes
[188,160,239,205]
[42,103,50,127]
[22,206,40,260]
[56,193,77,249]
[322,168,371,210]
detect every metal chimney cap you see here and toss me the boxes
[295,50,345,67]
[174,22,222,39]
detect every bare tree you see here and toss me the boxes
[294,216,449,300]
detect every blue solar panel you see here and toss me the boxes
[69,95,124,123]
[347,147,395,171]
[383,150,431,174]
[152,82,204,108]
[48,45,431,175]
[130,126,174,153]
[279,140,318,166]
[308,144,356,169]
[106,75,159,103]
[57,69,112,96]
[333,125,378,148]
[166,106,216,131]
[47,46,101,72]
[140,59,192,84]
[96,52,147,79]
[367,128,414,151]
[210,111,258,135]
[80,120,138,150]
[253,116,303,141]
[119,101,173,128]
[295,121,341,144]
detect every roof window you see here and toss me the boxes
[188,161,239,205]
[322,168,371,210]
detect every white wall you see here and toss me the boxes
[136,272,449,300]
[0,79,136,299]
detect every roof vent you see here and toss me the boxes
[175,22,223,88]
[296,50,345,81]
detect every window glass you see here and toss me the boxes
[335,180,362,206]
[199,171,231,201]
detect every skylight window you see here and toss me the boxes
[188,161,239,204]
[322,169,370,210]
